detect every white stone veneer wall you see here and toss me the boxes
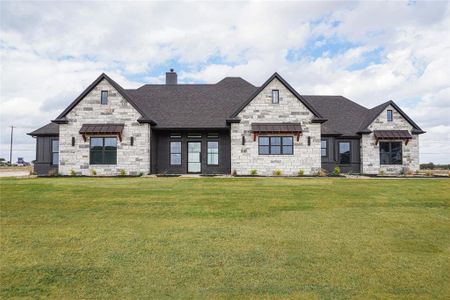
[231,78,321,176]
[59,79,151,176]
[361,105,420,174]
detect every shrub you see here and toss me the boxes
[232,169,237,176]
[425,170,433,177]
[250,169,257,176]
[316,169,327,177]
[399,169,404,175]
[273,169,282,176]
[297,169,304,177]
[29,170,36,176]
[379,170,385,176]
[332,167,341,176]
[139,172,144,177]
[415,170,420,175]
[405,169,414,176]
[69,169,76,176]
[48,169,58,177]
[90,169,97,176]
[119,169,126,176]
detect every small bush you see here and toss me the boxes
[297,169,304,177]
[415,170,420,175]
[232,169,237,176]
[405,169,414,176]
[332,167,341,176]
[425,170,433,177]
[250,169,257,176]
[399,169,404,175]
[69,169,76,176]
[29,170,36,176]
[273,169,282,176]
[139,172,144,177]
[119,169,126,176]
[90,169,97,176]
[316,169,327,177]
[48,169,58,177]
[379,170,385,176]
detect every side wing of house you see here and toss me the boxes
[55,74,152,176]
[230,73,324,176]
[360,101,424,174]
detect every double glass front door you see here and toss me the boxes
[188,142,201,173]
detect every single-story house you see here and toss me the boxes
[28,70,424,176]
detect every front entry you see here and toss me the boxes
[187,142,201,173]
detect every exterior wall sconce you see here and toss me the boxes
[242,135,245,145]
[307,136,311,146]
[71,137,75,146]
[130,137,134,146]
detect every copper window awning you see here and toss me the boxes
[251,123,303,141]
[374,130,412,145]
[79,123,124,142]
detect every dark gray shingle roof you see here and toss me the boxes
[28,122,59,136]
[303,96,369,136]
[126,77,257,128]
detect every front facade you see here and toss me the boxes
[29,71,424,176]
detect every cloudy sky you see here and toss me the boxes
[1,0,449,163]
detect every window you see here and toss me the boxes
[380,142,402,165]
[170,141,181,165]
[321,140,327,157]
[258,136,293,155]
[387,110,393,122]
[272,90,279,104]
[207,141,219,165]
[338,142,351,164]
[101,91,108,105]
[187,134,202,139]
[90,137,117,164]
[51,139,59,165]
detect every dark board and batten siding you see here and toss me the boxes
[321,137,361,173]
[34,136,58,176]
[152,130,231,175]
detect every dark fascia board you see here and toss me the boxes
[226,118,241,124]
[152,127,230,131]
[137,117,157,125]
[362,100,424,132]
[411,129,426,135]
[55,73,150,122]
[27,133,59,137]
[311,118,327,123]
[230,72,324,119]
[321,133,343,137]
[51,117,68,124]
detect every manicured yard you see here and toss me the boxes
[1,177,449,299]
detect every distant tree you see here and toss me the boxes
[0,158,5,162]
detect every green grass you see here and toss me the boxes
[1,177,449,299]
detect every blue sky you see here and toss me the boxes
[1,1,449,163]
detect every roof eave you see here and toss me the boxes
[51,118,68,124]
[311,118,327,123]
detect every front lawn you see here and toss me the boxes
[1,177,449,299]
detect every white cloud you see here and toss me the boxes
[0,1,449,164]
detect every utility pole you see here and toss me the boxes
[9,126,14,165]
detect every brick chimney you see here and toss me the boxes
[165,69,177,85]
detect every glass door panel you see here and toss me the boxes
[188,142,201,173]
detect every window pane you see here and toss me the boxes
[380,142,390,153]
[90,151,103,164]
[271,137,281,145]
[101,91,108,104]
[171,153,181,165]
[104,151,117,164]
[207,141,218,153]
[391,142,402,164]
[208,153,218,165]
[321,140,327,149]
[387,110,393,121]
[91,138,103,149]
[272,90,279,103]
[170,141,181,153]
[282,145,293,155]
[339,142,351,164]
[259,145,269,154]
[321,148,327,157]
[282,137,293,146]
[259,137,269,146]
[52,140,59,152]
[271,145,281,154]
[52,153,59,165]
[104,138,117,150]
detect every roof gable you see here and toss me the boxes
[358,100,424,134]
[230,73,325,121]
[53,73,155,124]
[27,122,59,136]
